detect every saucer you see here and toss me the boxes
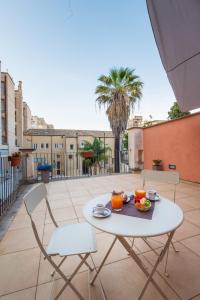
[92,208,111,218]
[146,194,160,201]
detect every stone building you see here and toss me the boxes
[15,81,23,147]
[23,101,32,131]
[23,128,114,176]
[31,115,54,129]
[0,72,17,154]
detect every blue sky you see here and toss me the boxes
[0,0,175,130]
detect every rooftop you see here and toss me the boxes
[0,174,200,299]
[24,128,114,138]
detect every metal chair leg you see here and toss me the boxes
[51,256,67,277]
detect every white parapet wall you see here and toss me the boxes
[128,127,143,170]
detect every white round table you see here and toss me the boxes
[83,193,184,299]
[83,193,183,238]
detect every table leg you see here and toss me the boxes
[90,236,117,285]
[117,231,175,300]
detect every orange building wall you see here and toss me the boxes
[143,113,200,183]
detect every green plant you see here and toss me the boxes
[122,132,128,150]
[95,67,143,172]
[11,152,21,158]
[80,138,111,174]
[168,102,190,120]
[152,160,162,166]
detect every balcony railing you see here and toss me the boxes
[32,151,129,181]
[0,155,23,218]
[0,150,129,216]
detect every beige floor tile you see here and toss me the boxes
[0,226,43,254]
[175,191,190,201]
[8,211,44,231]
[36,271,103,300]
[0,287,36,300]
[47,198,72,209]
[91,233,136,267]
[37,254,93,285]
[173,219,200,242]
[144,243,200,299]
[184,197,200,209]
[70,190,90,197]
[185,209,200,227]
[191,294,200,300]
[71,195,91,205]
[99,258,179,300]
[47,192,71,202]
[132,237,164,254]
[74,205,85,218]
[181,234,200,257]
[45,206,77,223]
[0,248,40,296]
[175,199,196,212]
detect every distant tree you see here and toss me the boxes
[79,138,111,175]
[168,102,190,120]
[122,132,128,150]
[95,67,143,172]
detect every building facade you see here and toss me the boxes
[23,101,32,132]
[15,81,23,147]
[31,115,54,129]
[23,129,115,177]
[0,72,16,154]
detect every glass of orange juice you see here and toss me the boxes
[111,192,123,211]
[135,190,146,199]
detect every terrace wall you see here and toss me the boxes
[143,112,200,183]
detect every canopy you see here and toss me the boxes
[147,0,200,111]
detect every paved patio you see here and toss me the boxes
[0,173,200,299]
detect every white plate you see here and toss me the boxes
[146,194,160,201]
[92,208,111,218]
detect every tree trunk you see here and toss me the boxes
[114,136,120,173]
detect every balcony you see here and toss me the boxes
[0,173,200,299]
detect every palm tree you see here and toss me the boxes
[80,138,111,175]
[95,67,143,172]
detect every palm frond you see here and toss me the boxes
[95,67,143,136]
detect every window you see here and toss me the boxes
[46,143,49,149]
[1,81,6,98]
[70,144,74,150]
[55,143,63,149]
[80,141,85,148]
[138,150,143,164]
[33,143,37,149]
[1,99,6,113]
[41,143,44,149]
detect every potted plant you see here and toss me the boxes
[152,159,163,171]
[9,152,22,167]
[37,164,52,183]
[82,151,94,158]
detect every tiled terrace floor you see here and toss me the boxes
[1,174,200,299]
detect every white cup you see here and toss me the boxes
[93,204,105,214]
[148,190,157,200]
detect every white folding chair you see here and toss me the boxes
[141,169,180,276]
[23,183,97,300]
[141,169,179,203]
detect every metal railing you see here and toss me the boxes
[0,150,129,216]
[32,151,129,181]
[0,156,23,218]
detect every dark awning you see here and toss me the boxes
[147,0,200,111]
